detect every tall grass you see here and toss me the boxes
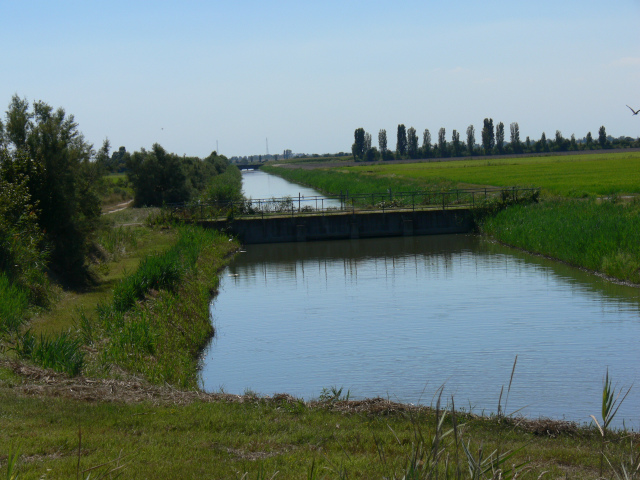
[0,274,29,335]
[14,330,84,376]
[481,198,640,284]
[99,226,238,387]
[262,165,457,197]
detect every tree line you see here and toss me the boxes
[351,121,638,162]
[0,95,238,287]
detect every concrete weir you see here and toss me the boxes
[199,209,473,244]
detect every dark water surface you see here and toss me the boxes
[201,171,640,428]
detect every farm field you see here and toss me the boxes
[270,151,640,198]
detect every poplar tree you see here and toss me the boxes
[466,125,475,155]
[378,129,387,158]
[422,129,432,157]
[407,127,418,158]
[396,124,407,156]
[481,118,495,154]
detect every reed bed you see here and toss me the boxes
[481,198,640,284]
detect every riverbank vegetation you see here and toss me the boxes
[266,151,640,285]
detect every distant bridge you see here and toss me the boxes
[235,163,263,170]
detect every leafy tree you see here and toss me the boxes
[437,128,447,157]
[538,132,549,152]
[496,122,505,154]
[1,96,102,280]
[481,118,494,154]
[407,127,418,158]
[0,149,48,303]
[396,124,407,156]
[127,144,189,206]
[422,129,432,157]
[378,129,387,158]
[570,134,577,150]
[586,131,593,148]
[555,130,568,151]
[598,126,608,149]
[451,130,462,157]
[466,125,475,155]
[509,122,521,153]
[352,127,366,160]
[364,132,372,152]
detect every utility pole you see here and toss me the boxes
[266,138,269,157]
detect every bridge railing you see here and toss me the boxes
[164,187,539,221]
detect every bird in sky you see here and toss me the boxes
[626,105,639,115]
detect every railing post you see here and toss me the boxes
[442,193,446,211]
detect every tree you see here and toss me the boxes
[555,130,567,151]
[437,128,447,157]
[481,118,494,155]
[422,129,432,157]
[352,127,366,160]
[466,125,475,155]
[509,122,521,153]
[127,144,190,206]
[364,132,372,152]
[538,132,549,152]
[598,126,608,149]
[407,127,419,158]
[396,124,407,156]
[451,130,461,156]
[586,132,593,148]
[1,96,103,280]
[378,129,387,158]
[495,122,505,154]
[570,134,577,150]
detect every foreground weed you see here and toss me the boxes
[4,444,19,480]
[591,368,633,478]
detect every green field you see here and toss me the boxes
[268,152,640,198]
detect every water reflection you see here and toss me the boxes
[202,234,640,428]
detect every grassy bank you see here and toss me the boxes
[481,198,640,284]
[1,373,637,479]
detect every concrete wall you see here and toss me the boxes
[199,209,473,244]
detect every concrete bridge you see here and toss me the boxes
[235,163,263,170]
[199,209,473,244]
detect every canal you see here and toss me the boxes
[201,170,639,428]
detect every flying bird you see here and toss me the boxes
[626,105,639,115]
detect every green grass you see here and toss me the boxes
[14,330,84,376]
[0,273,29,335]
[481,198,640,284]
[269,151,640,198]
[263,165,457,197]
[96,225,238,387]
[0,385,635,479]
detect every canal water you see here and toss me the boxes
[201,170,640,428]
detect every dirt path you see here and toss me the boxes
[102,199,134,214]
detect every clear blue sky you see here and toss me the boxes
[2,0,639,157]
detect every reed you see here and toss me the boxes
[481,198,640,284]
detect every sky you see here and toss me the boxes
[1,0,639,158]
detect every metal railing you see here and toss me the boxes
[165,187,539,221]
